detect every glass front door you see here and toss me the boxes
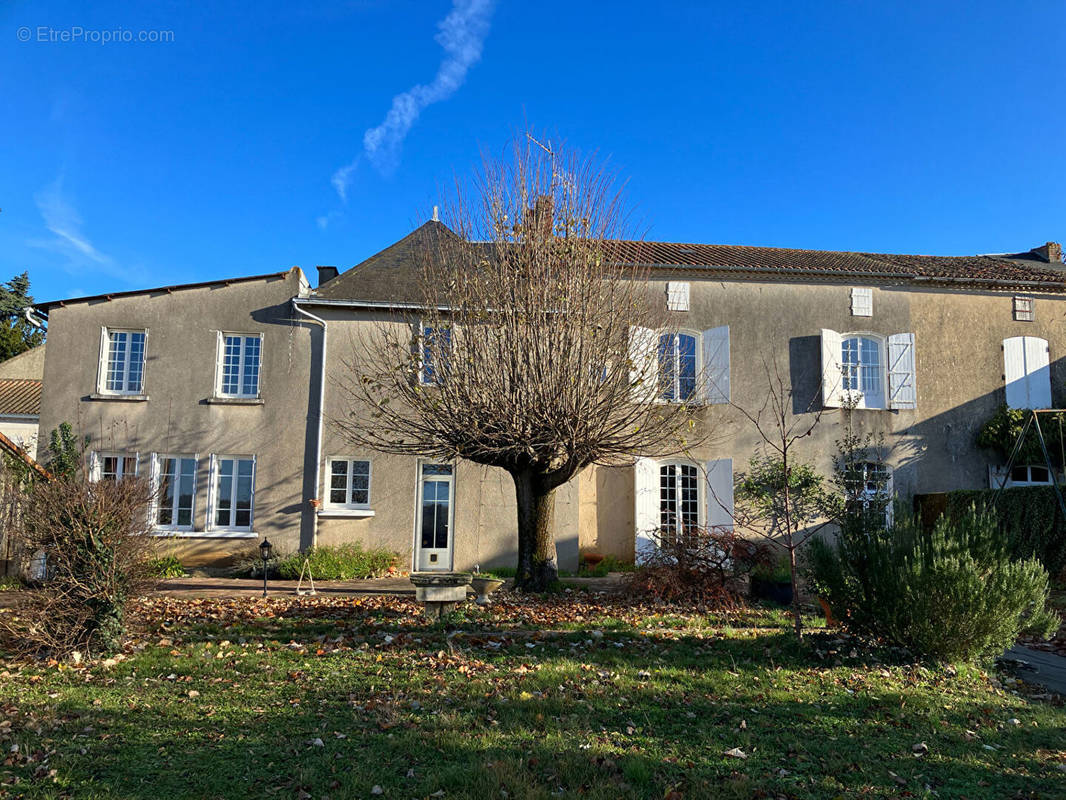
[416,463,453,571]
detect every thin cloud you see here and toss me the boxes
[34,178,112,265]
[333,0,496,199]
[331,159,359,204]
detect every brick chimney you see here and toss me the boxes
[1030,242,1063,264]
[316,265,339,286]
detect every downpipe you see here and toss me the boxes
[292,300,327,549]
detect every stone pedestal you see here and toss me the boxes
[409,572,472,618]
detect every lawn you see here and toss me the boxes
[1,593,1064,799]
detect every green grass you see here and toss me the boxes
[1,594,1064,799]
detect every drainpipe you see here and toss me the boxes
[292,299,327,549]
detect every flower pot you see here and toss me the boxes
[581,552,605,568]
[470,576,505,605]
[750,576,793,607]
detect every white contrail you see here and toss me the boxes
[334,0,495,198]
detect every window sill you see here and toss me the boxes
[317,508,376,518]
[90,393,148,402]
[150,529,258,539]
[205,397,264,405]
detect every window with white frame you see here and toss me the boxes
[210,455,255,530]
[844,461,892,511]
[841,335,886,409]
[154,455,197,529]
[420,326,451,385]
[851,287,873,317]
[659,462,701,539]
[666,281,690,311]
[99,329,146,394]
[1013,295,1034,322]
[657,332,698,402]
[216,333,262,398]
[1007,464,1053,487]
[93,451,139,481]
[327,458,371,508]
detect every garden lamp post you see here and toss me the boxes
[259,538,273,597]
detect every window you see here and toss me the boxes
[420,326,452,385]
[93,451,139,481]
[217,334,262,398]
[659,462,700,538]
[327,458,371,508]
[841,335,886,409]
[822,330,916,410]
[100,329,146,394]
[1008,465,1052,487]
[155,455,197,529]
[210,456,255,530]
[844,462,891,510]
[666,281,690,311]
[658,332,698,401]
[1013,295,1034,322]
[851,287,873,317]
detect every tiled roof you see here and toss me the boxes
[310,222,1066,305]
[0,379,42,416]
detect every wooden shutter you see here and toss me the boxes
[147,454,162,527]
[851,287,873,317]
[705,458,733,531]
[887,333,917,410]
[820,329,844,408]
[702,326,730,404]
[628,326,659,402]
[88,450,101,482]
[988,464,1010,489]
[634,457,659,564]
[1004,336,1051,409]
[666,281,690,311]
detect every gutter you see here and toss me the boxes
[295,296,451,312]
[291,299,328,549]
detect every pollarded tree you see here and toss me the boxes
[335,132,702,591]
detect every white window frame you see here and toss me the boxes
[657,330,701,403]
[97,327,148,396]
[419,324,452,385]
[90,451,140,482]
[1013,295,1034,322]
[214,332,263,399]
[841,332,887,410]
[998,464,1055,488]
[324,457,373,511]
[658,460,704,537]
[206,454,257,536]
[151,453,198,532]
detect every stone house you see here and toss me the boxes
[32,226,1066,571]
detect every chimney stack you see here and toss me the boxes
[1031,242,1063,264]
[316,265,339,287]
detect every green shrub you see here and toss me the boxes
[942,486,1066,579]
[0,575,23,591]
[146,554,186,579]
[809,507,1059,662]
[274,544,395,581]
[578,554,634,577]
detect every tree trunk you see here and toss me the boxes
[512,471,559,592]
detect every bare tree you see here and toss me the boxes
[730,352,838,640]
[335,132,702,590]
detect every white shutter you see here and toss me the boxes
[1004,336,1051,409]
[887,333,917,410]
[628,326,659,402]
[820,329,844,408]
[1025,336,1052,409]
[705,458,734,531]
[148,454,162,527]
[851,287,873,317]
[989,464,1010,489]
[96,327,109,393]
[702,325,730,404]
[88,450,101,482]
[666,281,690,311]
[634,457,659,564]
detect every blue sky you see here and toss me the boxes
[2,1,1064,303]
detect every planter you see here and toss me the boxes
[581,552,605,569]
[470,576,505,605]
[750,576,793,607]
